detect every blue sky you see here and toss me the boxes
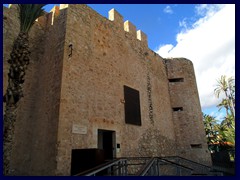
[3,4,235,121]
[41,4,197,51]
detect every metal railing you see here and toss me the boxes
[137,158,193,176]
[162,156,223,176]
[157,158,194,176]
[122,157,151,175]
[74,156,223,176]
[74,158,128,176]
[137,158,159,176]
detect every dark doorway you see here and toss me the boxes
[98,129,116,161]
[70,148,105,175]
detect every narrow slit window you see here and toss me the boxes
[169,78,184,82]
[191,144,202,149]
[124,85,141,126]
[172,107,183,111]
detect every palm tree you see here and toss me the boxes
[221,114,235,130]
[214,75,235,118]
[217,98,230,117]
[227,78,235,117]
[203,114,218,145]
[217,118,235,146]
[214,75,228,98]
[3,4,46,175]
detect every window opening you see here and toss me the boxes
[124,85,141,126]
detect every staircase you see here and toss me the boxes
[73,156,224,176]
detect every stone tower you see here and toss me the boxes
[3,4,211,175]
[165,58,211,164]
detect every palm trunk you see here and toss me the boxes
[3,106,17,175]
[222,90,232,121]
[4,32,30,106]
[228,97,235,119]
[227,82,235,118]
[225,105,229,117]
[3,32,30,175]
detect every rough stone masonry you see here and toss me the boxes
[3,4,212,175]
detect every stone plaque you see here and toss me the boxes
[72,124,87,134]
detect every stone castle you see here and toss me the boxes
[3,4,212,175]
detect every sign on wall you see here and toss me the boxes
[72,124,87,134]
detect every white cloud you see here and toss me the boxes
[156,44,174,57]
[179,18,188,29]
[195,4,224,17]
[164,5,173,14]
[155,4,235,109]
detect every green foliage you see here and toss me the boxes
[18,4,46,32]
[214,75,226,97]
[203,114,220,145]
[214,75,235,118]
[203,75,235,153]
[221,126,235,145]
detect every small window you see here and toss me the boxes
[172,107,183,111]
[191,144,202,149]
[124,85,141,126]
[169,78,184,82]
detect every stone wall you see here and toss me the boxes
[3,4,211,175]
[165,58,212,166]
[55,4,177,175]
[3,5,67,175]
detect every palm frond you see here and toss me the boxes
[18,4,46,33]
[214,75,228,98]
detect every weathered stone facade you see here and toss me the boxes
[3,4,212,175]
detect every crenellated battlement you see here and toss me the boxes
[108,7,148,46]
[8,4,18,9]
[6,4,148,47]
[137,30,147,44]
[108,8,124,27]
[60,4,69,10]
[61,4,149,46]
[49,5,60,25]
[35,5,61,27]
[124,20,136,35]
